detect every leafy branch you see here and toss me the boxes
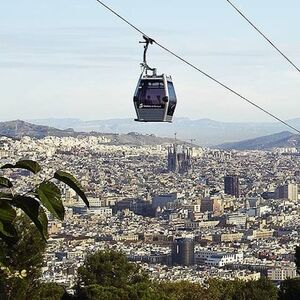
[0,159,89,242]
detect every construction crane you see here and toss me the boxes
[183,138,196,146]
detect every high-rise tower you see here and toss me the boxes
[224,175,240,198]
[171,237,194,266]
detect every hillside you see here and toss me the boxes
[28,117,300,146]
[0,120,176,146]
[0,120,76,139]
[217,131,299,150]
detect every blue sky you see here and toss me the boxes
[1,0,299,122]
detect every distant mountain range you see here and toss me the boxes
[217,131,300,150]
[28,117,300,146]
[2,119,300,149]
[0,120,176,146]
[0,120,76,139]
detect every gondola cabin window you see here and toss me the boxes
[137,80,165,107]
[167,81,177,116]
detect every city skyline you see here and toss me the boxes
[1,133,299,290]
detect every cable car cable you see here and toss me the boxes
[95,0,148,37]
[226,0,300,73]
[153,40,300,134]
[95,0,300,134]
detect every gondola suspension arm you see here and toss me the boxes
[139,35,156,75]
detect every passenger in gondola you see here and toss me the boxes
[144,95,150,105]
[156,95,162,106]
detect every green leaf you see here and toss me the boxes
[0,220,17,237]
[0,192,13,201]
[0,199,16,222]
[37,181,64,221]
[12,195,47,240]
[38,207,48,239]
[1,160,41,174]
[54,170,89,207]
[0,177,13,189]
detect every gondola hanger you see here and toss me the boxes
[139,35,157,76]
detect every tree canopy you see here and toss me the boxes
[0,216,46,300]
[278,278,300,300]
[295,246,300,275]
[75,250,279,300]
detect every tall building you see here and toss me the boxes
[224,175,240,198]
[167,144,191,174]
[275,183,298,201]
[171,237,194,266]
[200,197,223,216]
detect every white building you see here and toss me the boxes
[267,265,297,281]
[88,207,112,217]
[226,214,247,226]
[195,250,243,267]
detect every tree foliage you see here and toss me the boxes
[31,282,67,300]
[0,216,46,300]
[158,281,206,300]
[77,250,148,288]
[76,250,166,300]
[278,278,300,300]
[0,159,88,300]
[295,245,300,275]
[74,250,280,300]
[0,159,87,242]
[157,278,277,300]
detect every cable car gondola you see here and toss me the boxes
[133,36,177,122]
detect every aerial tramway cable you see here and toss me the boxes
[95,0,300,134]
[226,0,300,73]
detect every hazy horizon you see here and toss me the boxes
[1,116,300,125]
[2,116,300,147]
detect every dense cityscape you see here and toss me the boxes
[0,134,299,294]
